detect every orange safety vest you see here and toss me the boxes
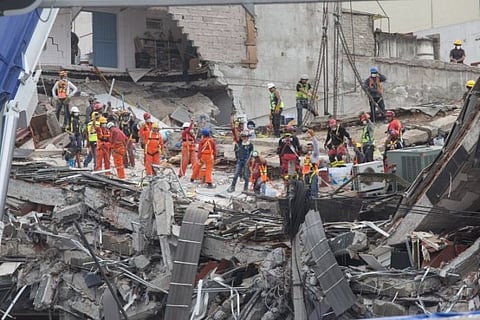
[57,80,68,99]
[368,77,384,95]
[145,130,163,155]
[260,164,268,182]
[302,155,318,175]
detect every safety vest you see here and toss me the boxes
[302,155,318,175]
[270,91,284,111]
[145,131,163,155]
[200,137,214,154]
[296,82,310,100]
[260,164,268,182]
[57,80,68,99]
[361,125,375,145]
[87,121,99,142]
[68,117,82,135]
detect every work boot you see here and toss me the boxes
[190,178,194,183]
[227,185,235,193]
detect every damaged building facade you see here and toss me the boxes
[41,3,480,125]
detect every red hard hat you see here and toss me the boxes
[143,112,151,120]
[385,111,395,117]
[328,118,337,126]
[360,113,370,121]
[93,102,103,111]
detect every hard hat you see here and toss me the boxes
[369,66,378,73]
[201,128,210,136]
[328,118,337,127]
[93,102,103,111]
[300,74,309,80]
[91,112,98,120]
[182,122,190,128]
[252,150,259,157]
[247,120,256,129]
[99,117,107,124]
[360,113,370,121]
[454,39,462,46]
[240,130,250,137]
[59,70,68,77]
[285,125,295,133]
[267,83,276,89]
[152,122,159,129]
[466,80,475,88]
[112,108,119,113]
[143,112,151,120]
[70,106,79,113]
[106,122,115,129]
[385,110,395,117]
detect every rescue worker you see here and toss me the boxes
[65,106,83,168]
[248,150,268,195]
[463,80,475,103]
[191,128,217,188]
[178,119,196,177]
[139,112,153,148]
[108,122,127,179]
[450,40,466,64]
[268,83,284,137]
[230,113,245,160]
[227,130,254,193]
[277,125,302,182]
[119,109,138,168]
[83,112,99,168]
[324,118,352,167]
[94,117,111,173]
[364,67,386,123]
[52,70,78,128]
[84,95,96,125]
[302,129,320,197]
[296,74,318,131]
[144,122,164,176]
[359,112,375,162]
[384,110,403,151]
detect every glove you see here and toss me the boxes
[274,106,280,114]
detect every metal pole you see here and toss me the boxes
[1,285,27,320]
[0,102,19,222]
[73,221,130,320]
[108,78,116,102]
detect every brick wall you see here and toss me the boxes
[168,6,247,63]
[342,12,375,57]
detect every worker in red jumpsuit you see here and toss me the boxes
[144,122,164,176]
[108,122,127,179]
[277,125,302,181]
[94,117,111,173]
[139,112,153,148]
[324,118,352,167]
[178,120,196,177]
[385,111,404,151]
[190,128,216,188]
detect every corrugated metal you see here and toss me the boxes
[92,11,118,68]
[303,210,356,316]
[165,204,210,320]
[0,10,40,111]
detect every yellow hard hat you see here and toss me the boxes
[466,80,475,88]
[454,39,462,46]
[152,122,159,129]
[99,116,107,124]
[91,111,98,120]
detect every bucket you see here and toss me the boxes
[318,168,330,187]
[68,159,75,168]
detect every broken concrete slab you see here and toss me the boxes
[440,237,480,278]
[329,231,368,258]
[53,202,86,222]
[63,250,93,268]
[8,178,71,207]
[372,300,407,317]
[134,255,150,270]
[102,232,134,256]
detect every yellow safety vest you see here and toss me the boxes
[87,121,99,142]
[361,125,375,145]
[296,83,310,100]
[270,91,284,111]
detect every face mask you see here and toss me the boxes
[456,46,460,49]
[362,121,367,125]
[101,124,107,128]
[371,73,377,77]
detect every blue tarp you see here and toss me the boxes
[0,9,40,111]
[374,311,480,319]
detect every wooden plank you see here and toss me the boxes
[165,203,210,320]
[303,210,356,316]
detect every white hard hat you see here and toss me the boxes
[112,108,119,113]
[71,106,79,113]
[267,83,275,89]
[182,122,190,128]
[106,122,115,129]
[300,74,309,80]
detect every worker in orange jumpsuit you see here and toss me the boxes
[139,112,153,148]
[190,128,216,188]
[178,119,196,177]
[108,122,128,179]
[144,122,164,176]
[94,117,111,173]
